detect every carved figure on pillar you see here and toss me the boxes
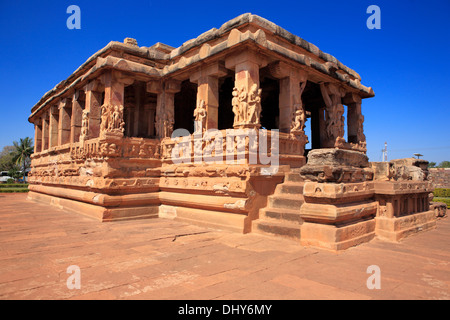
[100,104,125,138]
[80,110,89,142]
[162,110,174,138]
[232,87,240,126]
[320,82,346,147]
[193,99,207,133]
[357,114,366,144]
[232,84,262,128]
[247,83,262,125]
[238,87,247,123]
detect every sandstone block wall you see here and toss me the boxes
[429,168,450,188]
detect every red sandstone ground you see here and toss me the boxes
[0,193,448,300]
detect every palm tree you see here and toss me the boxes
[12,137,33,182]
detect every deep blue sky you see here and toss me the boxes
[1,0,449,163]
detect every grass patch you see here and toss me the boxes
[433,197,450,208]
[0,184,28,188]
[0,188,29,193]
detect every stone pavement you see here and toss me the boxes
[0,193,449,300]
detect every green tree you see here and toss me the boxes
[428,161,437,168]
[437,161,450,168]
[7,165,22,181]
[12,137,34,182]
[0,145,16,171]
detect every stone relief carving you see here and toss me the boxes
[80,110,89,142]
[193,99,207,133]
[320,83,345,147]
[100,104,125,134]
[232,84,262,127]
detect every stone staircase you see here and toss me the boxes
[252,169,305,241]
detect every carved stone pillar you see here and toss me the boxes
[41,113,49,150]
[71,90,84,143]
[343,92,365,146]
[225,51,267,129]
[147,81,163,138]
[100,71,134,140]
[34,119,42,153]
[190,63,228,132]
[58,98,71,145]
[146,103,156,137]
[49,105,59,148]
[84,80,102,140]
[269,62,308,134]
[148,80,181,139]
[320,82,346,148]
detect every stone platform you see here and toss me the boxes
[1,193,449,300]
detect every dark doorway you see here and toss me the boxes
[260,76,279,130]
[218,76,234,130]
[174,80,197,134]
[302,81,326,151]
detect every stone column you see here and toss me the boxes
[343,92,365,146]
[84,80,102,139]
[58,98,72,145]
[145,101,156,137]
[225,51,267,129]
[269,61,308,134]
[320,82,346,148]
[34,119,42,153]
[42,113,49,150]
[49,105,59,148]
[148,80,181,139]
[190,63,228,131]
[71,90,84,143]
[147,81,163,138]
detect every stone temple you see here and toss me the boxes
[27,13,439,251]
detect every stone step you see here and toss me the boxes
[285,172,303,183]
[276,182,304,195]
[260,207,304,225]
[268,194,304,210]
[252,219,301,240]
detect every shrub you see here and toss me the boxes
[433,188,450,198]
[0,184,28,188]
[0,188,29,193]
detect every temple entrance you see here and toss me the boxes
[123,81,157,138]
[218,76,234,130]
[174,80,197,134]
[302,81,326,155]
[260,76,280,130]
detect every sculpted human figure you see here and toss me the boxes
[232,87,240,126]
[112,105,120,129]
[81,110,89,137]
[320,83,345,144]
[238,87,247,123]
[100,105,109,132]
[193,99,207,133]
[248,83,262,125]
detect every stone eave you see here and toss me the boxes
[28,54,162,123]
[29,13,375,123]
[29,41,169,119]
[162,29,374,98]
